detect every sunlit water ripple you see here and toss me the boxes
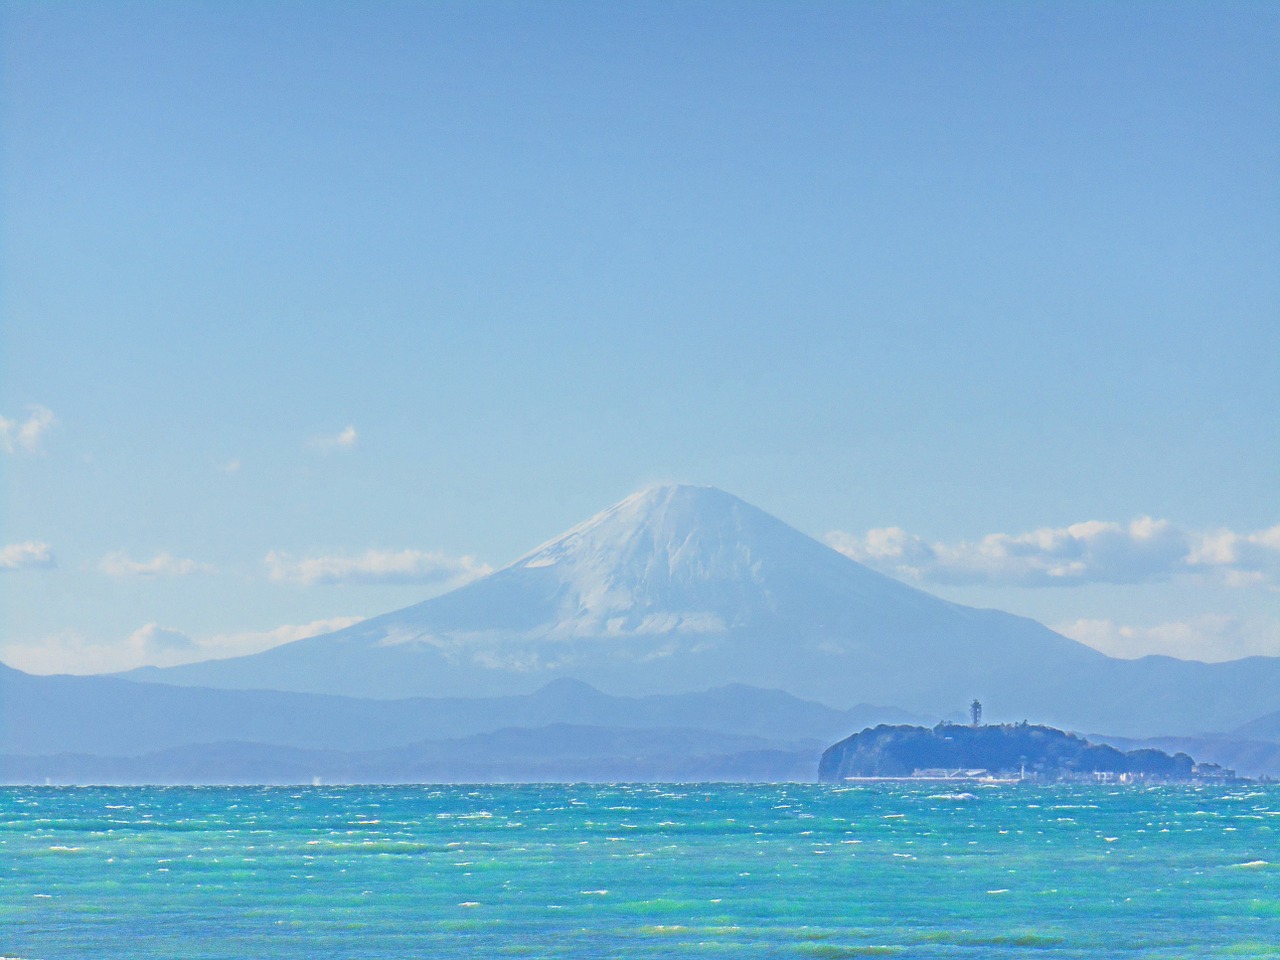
[2,783,1277,958]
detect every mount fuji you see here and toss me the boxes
[129,485,1280,736]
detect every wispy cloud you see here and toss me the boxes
[1057,615,1280,663]
[99,552,217,578]
[310,425,358,451]
[0,616,365,675]
[0,405,56,454]
[1186,525,1280,588]
[218,458,242,474]
[126,623,200,656]
[0,541,55,571]
[222,616,365,651]
[827,518,1280,589]
[265,548,491,587]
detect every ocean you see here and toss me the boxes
[2,783,1276,958]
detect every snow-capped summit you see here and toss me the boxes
[406,483,953,646]
[505,483,879,636]
[121,485,1280,735]
[131,484,1126,721]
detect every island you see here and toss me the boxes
[818,720,1238,784]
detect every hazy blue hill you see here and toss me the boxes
[121,486,1280,738]
[1091,731,1280,780]
[12,655,1280,781]
[1,663,429,755]
[1233,707,1280,742]
[0,724,823,785]
[0,662,917,758]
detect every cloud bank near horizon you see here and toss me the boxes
[99,552,217,578]
[265,548,491,587]
[0,616,366,675]
[1056,615,1280,663]
[826,518,1280,589]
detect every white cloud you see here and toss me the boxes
[185,616,365,664]
[0,616,365,675]
[0,405,56,454]
[0,623,200,674]
[219,616,365,651]
[99,552,216,578]
[827,517,1279,589]
[1057,615,1280,663]
[1186,524,1280,588]
[218,458,242,474]
[265,548,491,587]
[127,622,199,655]
[826,527,937,580]
[310,425,358,451]
[0,541,55,571]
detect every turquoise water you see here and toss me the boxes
[2,784,1277,958]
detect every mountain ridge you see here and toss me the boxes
[0,662,922,757]
[119,484,1280,737]
[0,723,824,786]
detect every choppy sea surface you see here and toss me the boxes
[2,783,1277,959]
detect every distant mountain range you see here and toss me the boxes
[122,485,1280,737]
[6,657,1278,782]
[0,723,826,786]
[0,663,920,757]
[6,484,1280,784]
[1,663,920,784]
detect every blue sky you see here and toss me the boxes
[2,1,1277,673]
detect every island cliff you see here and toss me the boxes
[817,722,1217,783]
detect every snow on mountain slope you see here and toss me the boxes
[421,484,944,637]
[126,485,1280,735]
[130,486,1091,693]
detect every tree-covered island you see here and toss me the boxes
[818,720,1238,784]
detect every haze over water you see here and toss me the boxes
[4,784,1277,958]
